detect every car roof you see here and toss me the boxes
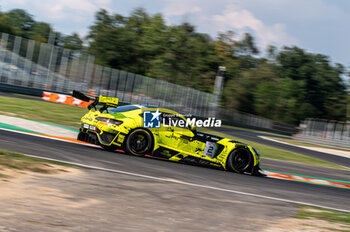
[111,105,184,118]
[109,104,174,113]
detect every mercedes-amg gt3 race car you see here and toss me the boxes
[73,91,263,175]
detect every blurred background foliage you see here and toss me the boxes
[0,7,348,124]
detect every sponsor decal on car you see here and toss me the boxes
[143,110,161,128]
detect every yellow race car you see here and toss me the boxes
[73,91,263,175]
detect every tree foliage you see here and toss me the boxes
[7,9,34,37]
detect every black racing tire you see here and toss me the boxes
[102,144,118,152]
[125,129,153,156]
[77,131,85,141]
[226,148,253,174]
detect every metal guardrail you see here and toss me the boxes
[295,118,350,148]
[0,32,297,134]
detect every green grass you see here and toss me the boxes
[199,128,347,170]
[296,206,350,226]
[0,149,72,176]
[0,95,87,127]
[13,93,42,99]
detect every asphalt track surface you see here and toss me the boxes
[213,127,350,168]
[0,129,349,212]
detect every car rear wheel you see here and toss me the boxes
[125,129,153,156]
[226,148,253,174]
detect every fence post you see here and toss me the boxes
[9,36,21,85]
[48,46,59,91]
[58,48,70,93]
[110,68,119,98]
[0,33,9,83]
[83,55,95,91]
[36,43,49,89]
[23,39,35,87]
[212,66,226,117]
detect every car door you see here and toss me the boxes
[159,113,208,157]
[165,118,220,160]
[157,113,185,147]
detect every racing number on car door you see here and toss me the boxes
[203,141,216,158]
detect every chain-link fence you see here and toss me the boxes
[217,108,297,134]
[0,32,216,117]
[0,32,297,134]
[296,118,350,148]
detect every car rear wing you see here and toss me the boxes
[72,90,119,112]
[98,95,119,106]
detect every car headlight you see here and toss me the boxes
[95,117,123,125]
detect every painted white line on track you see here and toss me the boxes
[259,135,350,169]
[2,127,350,213]
[22,154,350,214]
[259,136,350,159]
[262,157,350,171]
[259,136,301,146]
[0,127,99,148]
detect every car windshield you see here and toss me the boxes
[106,105,142,114]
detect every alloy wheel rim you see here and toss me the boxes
[130,132,149,154]
[233,150,250,171]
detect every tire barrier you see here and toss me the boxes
[42,91,93,108]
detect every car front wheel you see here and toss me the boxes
[226,148,253,174]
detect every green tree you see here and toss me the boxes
[0,12,15,34]
[148,23,218,89]
[63,33,83,51]
[7,9,34,37]
[223,61,275,114]
[236,33,259,70]
[28,22,52,43]
[88,9,136,68]
[213,31,241,82]
[276,46,347,121]
[87,9,219,91]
